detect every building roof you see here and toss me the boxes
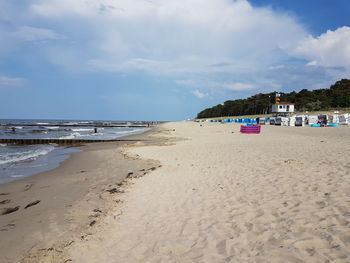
[275,102,294,105]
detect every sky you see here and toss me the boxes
[0,0,349,121]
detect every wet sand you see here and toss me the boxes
[0,128,166,263]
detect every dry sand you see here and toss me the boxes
[1,122,350,262]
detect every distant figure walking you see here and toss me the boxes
[94,128,98,133]
[11,127,16,133]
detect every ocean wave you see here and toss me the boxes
[63,122,79,125]
[58,131,106,139]
[10,174,25,178]
[89,132,102,136]
[112,130,137,135]
[71,128,94,132]
[77,132,102,137]
[58,132,81,139]
[0,143,7,147]
[0,145,55,165]
[45,126,60,130]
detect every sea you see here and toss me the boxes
[0,119,150,184]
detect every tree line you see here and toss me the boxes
[197,79,350,118]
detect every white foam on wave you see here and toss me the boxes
[64,122,79,125]
[112,128,147,135]
[71,128,94,132]
[112,130,137,135]
[89,132,102,136]
[0,145,55,165]
[59,131,105,139]
[59,132,81,139]
[78,132,103,138]
[0,143,7,147]
[45,126,60,130]
[10,174,25,178]
[36,122,49,125]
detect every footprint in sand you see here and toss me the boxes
[0,223,15,231]
[1,206,20,215]
[23,183,34,191]
[315,201,327,209]
[0,199,10,205]
[24,200,41,209]
[106,188,124,194]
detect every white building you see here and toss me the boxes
[271,102,295,113]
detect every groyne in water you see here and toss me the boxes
[0,138,146,145]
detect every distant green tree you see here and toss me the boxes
[196,79,350,118]
[330,79,350,108]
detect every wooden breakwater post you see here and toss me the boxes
[0,139,145,145]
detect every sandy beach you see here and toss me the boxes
[0,129,164,263]
[1,122,350,262]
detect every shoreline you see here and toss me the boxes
[2,122,349,262]
[0,127,152,185]
[0,125,168,263]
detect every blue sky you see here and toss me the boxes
[0,0,349,121]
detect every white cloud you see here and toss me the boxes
[306,61,318,67]
[294,27,350,68]
[221,83,256,91]
[10,26,64,42]
[177,79,259,92]
[27,0,307,75]
[0,76,26,87]
[193,89,208,99]
[1,0,348,96]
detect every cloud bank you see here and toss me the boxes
[0,0,349,96]
[294,26,350,69]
